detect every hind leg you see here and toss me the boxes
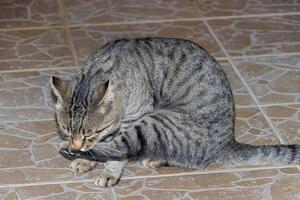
[142,159,169,169]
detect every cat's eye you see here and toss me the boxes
[85,130,94,138]
[87,138,95,142]
[95,124,112,133]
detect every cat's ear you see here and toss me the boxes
[50,76,70,103]
[91,81,109,105]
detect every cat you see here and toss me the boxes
[51,38,300,187]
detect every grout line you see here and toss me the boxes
[0,118,54,124]
[0,165,296,189]
[260,102,300,107]
[197,11,300,20]
[0,67,78,74]
[203,20,286,145]
[230,52,300,60]
[215,57,228,61]
[235,105,263,108]
[0,25,64,32]
[111,188,118,200]
[0,166,69,171]
[121,165,297,180]
[0,179,93,189]
[57,0,80,68]
[0,106,53,109]
[0,11,300,32]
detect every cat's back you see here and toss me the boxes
[81,38,234,118]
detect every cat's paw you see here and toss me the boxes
[70,159,97,173]
[95,172,120,187]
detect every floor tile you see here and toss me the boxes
[0,0,62,29]
[0,182,112,200]
[263,104,300,144]
[114,167,300,200]
[232,55,300,105]
[0,28,75,71]
[70,21,226,64]
[208,15,300,57]
[0,69,77,122]
[234,107,280,145]
[62,0,300,25]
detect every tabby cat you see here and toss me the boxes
[51,38,300,187]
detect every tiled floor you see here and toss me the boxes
[0,0,300,199]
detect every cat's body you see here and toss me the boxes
[52,38,300,187]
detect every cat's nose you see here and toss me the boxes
[71,139,83,150]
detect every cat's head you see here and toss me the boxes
[50,76,123,151]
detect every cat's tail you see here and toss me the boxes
[219,142,300,166]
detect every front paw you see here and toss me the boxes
[70,159,97,173]
[95,172,120,187]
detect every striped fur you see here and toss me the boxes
[52,38,300,186]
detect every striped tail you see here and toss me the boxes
[221,142,300,166]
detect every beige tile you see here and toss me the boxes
[263,104,300,144]
[70,21,226,64]
[0,107,53,122]
[0,121,73,185]
[234,107,280,145]
[0,0,62,29]
[0,130,32,149]
[32,144,58,161]
[209,15,300,57]
[0,69,77,122]
[0,29,75,71]
[0,150,33,168]
[233,55,300,105]
[0,182,112,200]
[115,167,300,200]
[189,188,265,200]
[271,176,300,200]
[0,168,74,185]
[62,0,300,25]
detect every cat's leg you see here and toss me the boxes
[95,160,128,187]
[142,159,169,169]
